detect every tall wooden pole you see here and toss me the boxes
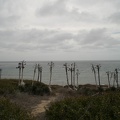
[69,63,73,86]
[63,63,69,86]
[32,64,37,85]
[73,62,76,87]
[21,61,26,85]
[40,66,42,83]
[48,61,54,88]
[106,71,110,88]
[16,62,22,85]
[96,64,101,88]
[37,64,40,82]
[91,64,97,88]
[76,69,80,87]
[115,69,119,88]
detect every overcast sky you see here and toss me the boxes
[0,0,120,61]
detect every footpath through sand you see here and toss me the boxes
[31,95,57,117]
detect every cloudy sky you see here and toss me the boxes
[0,0,120,61]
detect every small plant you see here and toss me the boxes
[0,97,34,120]
[19,81,50,95]
[46,92,120,120]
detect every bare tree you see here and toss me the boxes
[63,63,69,87]
[37,64,40,82]
[21,61,26,85]
[106,71,111,88]
[91,64,97,88]
[73,62,76,87]
[16,62,22,85]
[32,64,37,85]
[115,68,119,88]
[48,61,54,90]
[39,65,42,83]
[76,69,80,88]
[96,64,101,88]
[16,61,26,86]
[69,63,74,86]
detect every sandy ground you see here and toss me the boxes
[9,87,66,120]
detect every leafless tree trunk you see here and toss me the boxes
[91,64,97,88]
[40,66,42,83]
[21,61,26,85]
[32,64,37,85]
[76,69,80,88]
[37,64,40,82]
[96,64,101,88]
[16,62,22,85]
[69,63,73,86]
[73,62,76,87]
[63,63,69,86]
[48,61,54,89]
[115,69,119,88]
[106,71,110,88]
[113,73,116,87]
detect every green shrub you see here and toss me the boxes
[0,79,18,95]
[46,92,120,120]
[77,87,98,96]
[0,79,50,96]
[19,81,50,95]
[0,97,34,120]
[31,82,50,95]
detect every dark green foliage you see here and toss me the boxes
[31,82,50,95]
[0,97,34,120]
[46,92,120,120]
[0,79,18,95]
[0,79,50,96]
[77,87,98,96]
[19,81,50,95]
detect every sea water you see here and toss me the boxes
[0,61,120,86]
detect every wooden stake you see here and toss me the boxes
[91,64,97,88]
[96,64,101,88]
[63,63,69,87]
[32,64,37,85]
[48,61,54,89]
[106,71,110,88]
[76,69,80,88]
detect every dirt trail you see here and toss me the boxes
[31,95,57,117]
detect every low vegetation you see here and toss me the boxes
[0,97,34,120]
[19,81,50,95]
[46,92,120,120]
[0,79,50,96]
[1,79,120,120]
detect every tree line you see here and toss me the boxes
[0,61,120,90]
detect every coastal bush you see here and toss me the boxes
[0,79,18,95]
[19,81,50,95]
[0,79,50,96]
[0,97,34,120]
[46,92,120,120]
[31,82,50,95]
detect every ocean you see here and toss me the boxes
[0,61,120,86]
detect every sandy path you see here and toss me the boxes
[31,95,57,117]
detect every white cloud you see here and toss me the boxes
[0,0,120,60]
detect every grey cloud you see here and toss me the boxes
[75,28,120,49]
[108,12,120,24]
[37,0,97,22]
[0,28,119,53]
[0,15,20,27]
[0,29,74,52]
[38,0,67,16]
